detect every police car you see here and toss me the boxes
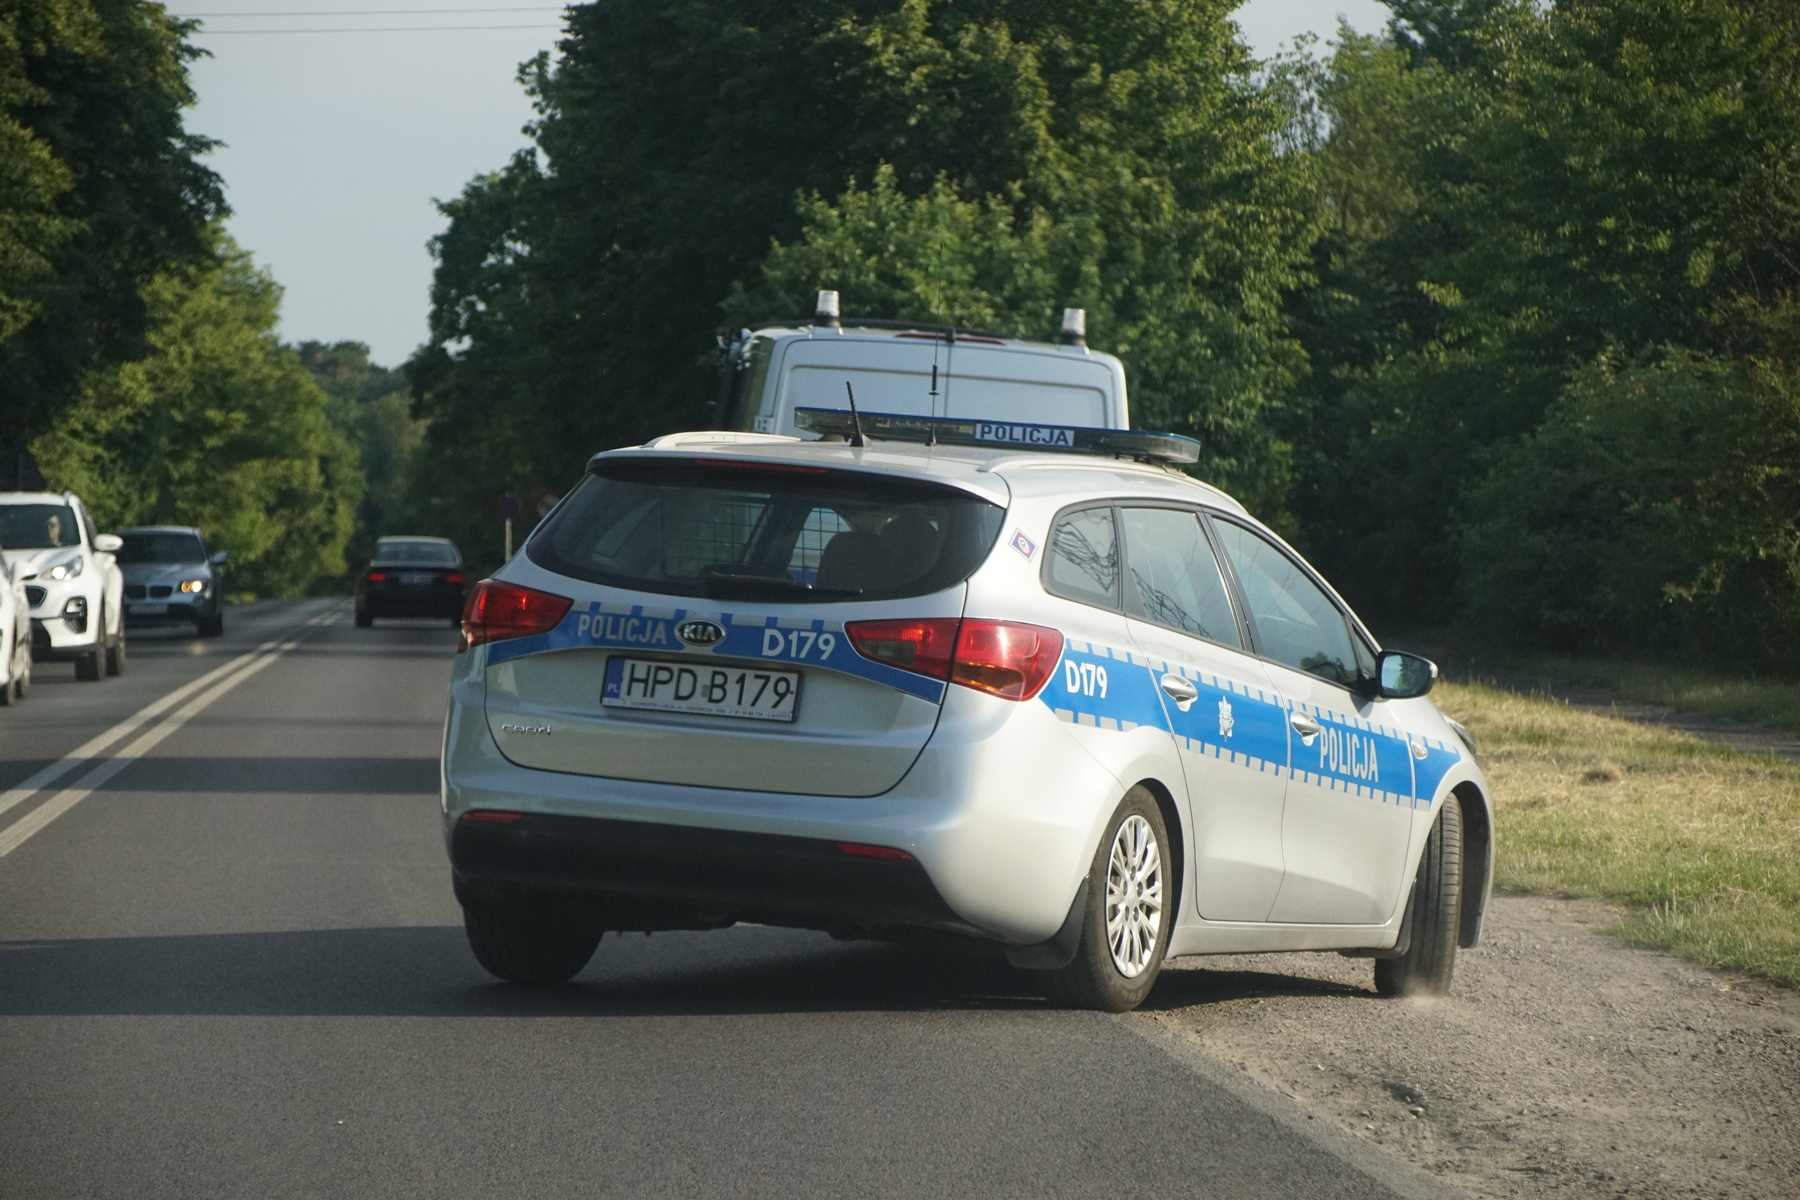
[442,409,1493,1011]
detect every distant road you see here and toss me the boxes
[0,601,1455,1199]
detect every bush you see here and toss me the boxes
[1458,349,1800,662]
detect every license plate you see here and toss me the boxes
[602,656,800,722]
[129,603,168,615]
[399,573,433,586]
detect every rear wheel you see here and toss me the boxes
[1048,787,1171,1013]
[463,895,602,984]
[354,608,373,628]
[1375,797,1464,998]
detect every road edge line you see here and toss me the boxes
[1120,1013,1474,1200]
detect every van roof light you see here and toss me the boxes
[815,290,841,328]
[793,407,1199,465]
[1060,307,1086,347]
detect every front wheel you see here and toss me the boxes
[1048,786,1172,1013]
[463,896,602,984]
[105,623,125,675]
[1375,796,1464,998]
[74,640,102,681]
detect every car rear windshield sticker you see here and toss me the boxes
[482,600,947,703]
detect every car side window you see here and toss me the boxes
[1119,507,1241,649]
[1043,506,1119,609]
[1211,519,1361,687]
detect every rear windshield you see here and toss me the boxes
[119,532,206,564]
[529,459,1005,602]
[0,503,79,550]
[373,539,460,565]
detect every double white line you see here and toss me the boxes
[0,610,342,858]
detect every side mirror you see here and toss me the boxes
[1377,650,1437,699]
[93,533,123,553]
[210,550,229,566]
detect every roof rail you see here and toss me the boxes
[743,316,1023,341]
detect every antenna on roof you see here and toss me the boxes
[843,380,867,448]
[815,290,841,328]
[1060,307,1087,348]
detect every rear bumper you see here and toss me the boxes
[450,812,970,934]
[362,585,463,617]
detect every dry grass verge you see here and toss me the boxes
[1434,681,1800,986]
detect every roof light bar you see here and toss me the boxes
[792,407,1201,465]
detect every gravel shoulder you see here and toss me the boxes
[1142,896,1800,1200]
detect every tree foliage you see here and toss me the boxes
[1287,0,1800,640]
[33,236,361,597]
[412,0,1321,536]
[0,0,224,446]
[299,340,420,571]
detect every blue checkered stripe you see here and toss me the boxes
[482,601,946,702]
[1043,640,1172,733]
[1041,640,1463,811]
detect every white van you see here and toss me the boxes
[713,293,1130,436]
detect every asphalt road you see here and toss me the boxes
[0,601,1457,1200]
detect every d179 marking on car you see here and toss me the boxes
[602,656,800,722]
[761,627,836,660]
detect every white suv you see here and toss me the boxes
[0,492,126,681]
[440,413,1492,1010]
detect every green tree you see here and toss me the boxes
[299,340,421,570]
[1286,0,1800,628]
[1459,349,1800,658]
[0,0,224,447]
[412,0,1321,538]
[33,234,361,597]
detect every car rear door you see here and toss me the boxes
[1209,517,1417,926]
[1113,505,1291,923]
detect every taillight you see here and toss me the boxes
[459,579,573,652]
[444,572,466,584]
[461,810,524,824]
[845,618,960,680]
[951,620,1063,700]
[845,618,1063,702]
[367,571,388,582]
[835,841,914,861]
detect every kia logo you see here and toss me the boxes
[676,619,726,647]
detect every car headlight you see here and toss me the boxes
[180,578,208,594]
[45,558,84,581]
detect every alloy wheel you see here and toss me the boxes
[1104,814,1163,977]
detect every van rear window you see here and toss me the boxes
[528,459,1005,603]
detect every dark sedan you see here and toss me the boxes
[354,537,466,626]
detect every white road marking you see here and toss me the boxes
[0,609,339,855]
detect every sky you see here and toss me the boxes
[184,0,1391,369]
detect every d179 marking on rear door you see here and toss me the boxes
[1064,660,1108,698]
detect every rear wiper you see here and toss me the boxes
[701,572,861,599]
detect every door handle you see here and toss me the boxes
[1159,674,1198,711]
[1289,711,1322,745]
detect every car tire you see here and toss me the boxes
[200,611,224,638]
[0,635,13,706]
[463,895,602,984]
[1375,796,1464,999]
[354,608,373,628]
[13,651,27,701]
[105,622,125,676]
[74,639,102,681]
[1048,786,1172,1013]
